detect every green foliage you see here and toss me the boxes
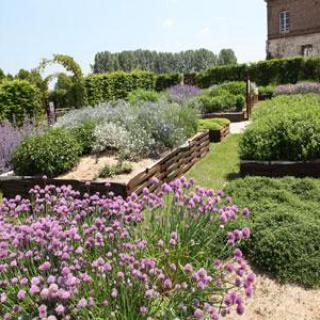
[127,88,160,104]
[70,120,96,155]
[258,84,276,96]
[0,79,43,125]
[98,162,133,178]
[225,176,320,288]
[12,128,81,177]
[217,49,237,65]
[93,49,228,73]
[198,118,230,131]
[85,71,156,106]
[155,73,182,91]
[240,94,320,161]
[195,56,320,88]
[195,94,245,113]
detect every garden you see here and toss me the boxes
[0,55,320,319]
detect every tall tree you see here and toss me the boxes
[217,49,237,65]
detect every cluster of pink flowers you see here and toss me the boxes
[0,177,254,319]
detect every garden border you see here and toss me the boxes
[0,131,210,199]
[240,159,320,178]
[202,124,230,143]
[200,112,246,123]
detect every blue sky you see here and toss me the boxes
[0,0,267,75]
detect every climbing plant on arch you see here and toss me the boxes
[39,54,87,108]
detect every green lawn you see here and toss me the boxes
[187,134,241,190]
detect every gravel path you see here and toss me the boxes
[230,121,250,134]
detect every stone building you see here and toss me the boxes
[266,0,320,58]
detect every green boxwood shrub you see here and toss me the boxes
[155,73,182,91]
[198,118,230,131]
[70,120,96,155]
[12,128,81,177]
[0,79,43,125]
[85,71,156,106]
[240,94,320,161]
[225,176,320,288]
[196,94,245,113]
[127,88,160,104]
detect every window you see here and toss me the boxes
[280,11,290,33]
[302,45,313,56]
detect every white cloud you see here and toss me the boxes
[162,18,175,29]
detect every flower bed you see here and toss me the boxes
[199,118,230,142]
[0,131,210,198]
[240,94,320,177]
[0,178,255,319]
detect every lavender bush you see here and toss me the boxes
[0,121,43,174]
[167,84,201,104]
[55,99,198,160]
[275,82,320,96]
[0,177,255,319]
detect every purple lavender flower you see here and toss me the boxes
[167,84,201,104]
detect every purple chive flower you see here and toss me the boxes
[194,308,204,319]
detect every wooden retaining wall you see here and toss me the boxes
[240,160,320,178]
[206,124,230,143]
[127,130,210,195]
[201,112,246,123]
[0,131,210,199]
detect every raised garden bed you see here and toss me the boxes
[240,160,320,178]
[207,124,230,142]
[200,112,247,122]
[0,131,210,198]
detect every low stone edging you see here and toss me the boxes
[0,131,210,199]
[240,159,320,178]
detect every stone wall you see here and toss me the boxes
[267,32,320,58]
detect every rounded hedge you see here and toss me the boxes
[0,79,43,125]
[12,128,81,177]
[240,94,320,161]
[246,212,320,288]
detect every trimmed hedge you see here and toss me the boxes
[12,128,81,177]
[198,118,230,131]
[225,177,320,288]
[155,73,182,91]
[0,79,43,125]
[195,56,320,88]
[240,94,320,161]
[84,71,156,106]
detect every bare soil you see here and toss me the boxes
[227,273,320,320]
[57,153,155,184]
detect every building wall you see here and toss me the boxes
[267,0,320,40]
[267,32,320,58]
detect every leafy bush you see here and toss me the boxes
[85,71,156,106]
[275,82,320,96]
[0,178,254,319]
[240,94,320,161]
[0,79,43,125]
[155,73,182,91]
[98,161,133,178]
[70,120,96,155]
[196,94,245,113]
[216,81,246,96]
[127,88,160,104]
[199,118,230,131]
[258,84,275,97]
[92,122,128,154]
[225,176,320,287]
[12,128,81,177]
